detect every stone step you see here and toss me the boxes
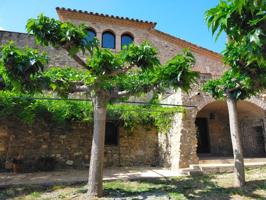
[188,162,266,174]
[178,168,203,176]
[199,157,266,164]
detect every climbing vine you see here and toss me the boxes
[0,91,182,132]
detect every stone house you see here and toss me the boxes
[0,7,265,171]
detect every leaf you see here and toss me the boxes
[50,83,57,91]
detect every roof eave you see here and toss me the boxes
[56,7,157,29]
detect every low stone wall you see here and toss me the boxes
[0,119,158,171]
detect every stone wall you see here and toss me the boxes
[206,115,232,155]
[197,103,232,156]
[0,31,78,68]
[0,119,158,171]
[240,118,266,157]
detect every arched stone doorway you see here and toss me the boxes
[196,100,266,157]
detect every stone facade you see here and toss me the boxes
[0,7,266,171]
[0,31,77,68]
[0,119,158,170]
[160,72,266,169]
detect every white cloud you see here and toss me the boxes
[0,26,5,30]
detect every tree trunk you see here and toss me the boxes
[226,96,245,188]
[87,92,108,198]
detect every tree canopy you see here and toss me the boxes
[26,15,198,99]
[204,0,266,188]
[0,15,198,133]
[0,42,48,93]
[204,0,266,99]
[0,14,199,197]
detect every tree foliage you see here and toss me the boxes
[0,91,182,132]
[0,42,48,93]
[1,14,199,197]
[204,0,266,188]
[204,0,266,99]
[0,15,197,132]
[27,14,94,56]
[26,15,198,99]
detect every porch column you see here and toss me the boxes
[158,109,199,170]
[176,109,199,169]
[158,90,199,170]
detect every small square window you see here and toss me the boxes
[105,122,119,146]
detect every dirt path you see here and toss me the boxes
[0,167,182,188]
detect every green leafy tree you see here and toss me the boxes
[204,0,266,187]
[1,14,198,198]
[0,42,48,92]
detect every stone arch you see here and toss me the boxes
[121,31,134,39]
[86,27,97,34]
[197,99,213,112]
[247,97,266,110]
[195,95,266,114]
[195,100,266,158]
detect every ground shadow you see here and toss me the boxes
[103,176,266,199]
[0,183,84,200]
[0,175,265,200]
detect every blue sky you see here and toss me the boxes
[0,0,226,53]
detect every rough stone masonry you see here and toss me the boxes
[0,7,266,171]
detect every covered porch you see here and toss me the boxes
[196,100,266,158]
[181,100,266,174]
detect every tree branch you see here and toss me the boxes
[72,81,86,86]
[226,85,241,93]
[110,64,136,76]
[71,54,89,69]
[117,90,131,98]
[71,85,90,93]
[109,90,131,98]
[62,46,90,70]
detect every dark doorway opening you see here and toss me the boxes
[196,118,210,154]
[105,122,119,146]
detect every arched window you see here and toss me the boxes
[121,33,134,49]
[84,28,96,44]
[102,31,115,49]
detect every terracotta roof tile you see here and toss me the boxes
[56,7,157,27]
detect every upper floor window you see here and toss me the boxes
[83,28,96,45]
[102,31,115,49]
[121,33,134,49]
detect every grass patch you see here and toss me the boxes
[0,167,266,199]
[30,192,41,198]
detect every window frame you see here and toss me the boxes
[102,30,116,49]
[121,33,134,49]
[85,28,97,43]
